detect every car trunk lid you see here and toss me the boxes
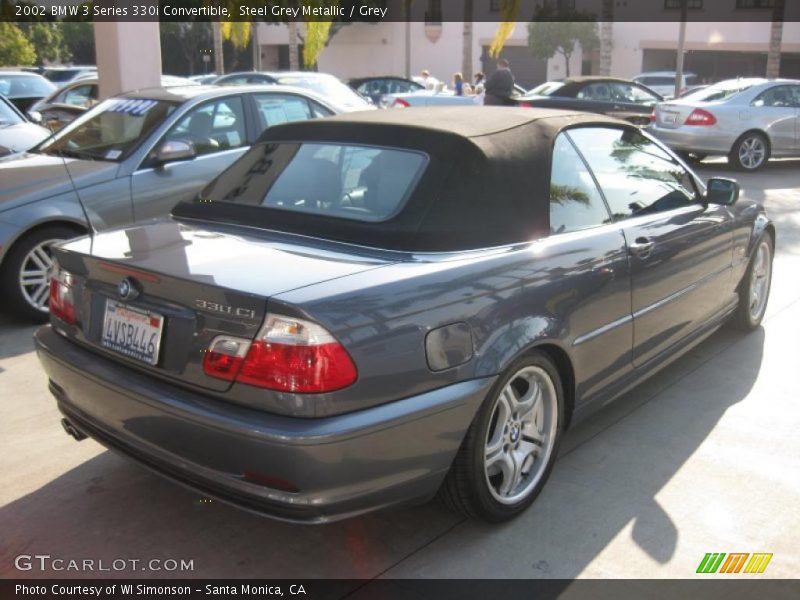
[52,219,398,392]
[654,102,698,129]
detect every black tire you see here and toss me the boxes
[728,132,770,171]
[0,225,82,322]
[438,350,565,522]
[731,232,774,331]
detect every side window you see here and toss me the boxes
[577,82,612,101]
[568,127,699,221]
[165,97,246,156]
[252,93,314,129]
[309,100,333,118]
[752,85,798,108]
[63,85,94,108]
[614,83,660,105]
[549,133,611,234]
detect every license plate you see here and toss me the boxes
[101,299,164,365]
[663,111,678,124]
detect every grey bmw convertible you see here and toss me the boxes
[35,107,774,523]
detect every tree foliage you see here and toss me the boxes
[18,22,64,65]
[527,7,599,77]
[0,22,36,66]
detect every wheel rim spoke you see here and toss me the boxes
[748,242,771,320]
[483,365,558,505]
[18,239,62,312]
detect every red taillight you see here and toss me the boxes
[684,108,717,126]
[49,267,76,325]
[650,109,656,123]
[392,98,410,108]
[203,336,249,381]
[203,315,357,394]
[518,101,533,108]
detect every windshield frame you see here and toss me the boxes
[34,97,179,162]
[0,96,25,126]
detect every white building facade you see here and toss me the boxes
[256,19,800,88]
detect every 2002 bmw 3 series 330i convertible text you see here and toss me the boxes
[35,107,774,523]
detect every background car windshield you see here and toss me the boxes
[207,142,427,222]
[0,98,23,126]
[275,75,369,107]
[0,75,55,97]
[528,82,564,96]
[38,98,176,161]
[688,81,754,102]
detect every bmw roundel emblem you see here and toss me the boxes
[118,277,139,301]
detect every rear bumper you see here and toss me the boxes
[647,124,737,155]
[35,325,493,523]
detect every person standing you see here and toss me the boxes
[453,73,464,96]
[484,59,515,106]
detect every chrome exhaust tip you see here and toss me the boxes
[61,418,88,442]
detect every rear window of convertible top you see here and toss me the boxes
[203,142,428,222]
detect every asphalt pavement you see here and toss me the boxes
[1,159,798,581]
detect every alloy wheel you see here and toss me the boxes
[18,238,61,313]
[738,136,766,170]
[483,365,558,505]
[748,240,772,322]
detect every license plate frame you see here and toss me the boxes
[663,111,678,124]
[101,299,164,366]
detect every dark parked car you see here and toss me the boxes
[347,76,424,105]
[36,108,773,523]
[0,84,348,321]
[0,71,56,113]
[518,76,662,126]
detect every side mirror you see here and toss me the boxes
[154,140,196,165]
[28,110,43,124]
[706,177,740,206]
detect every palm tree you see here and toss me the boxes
[766,0,785,78]
[598,0,613,76]
[212,22,224,75]
[288,21,299,70]
[462,0,473,83]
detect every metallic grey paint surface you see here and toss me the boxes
[33,112,773,521]
[36,325,493,523]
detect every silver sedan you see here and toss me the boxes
[648,78,800,170]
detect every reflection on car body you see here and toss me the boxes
[0,84,352,321]
[35,107,773,524]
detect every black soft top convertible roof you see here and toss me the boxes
[174,107,626,252]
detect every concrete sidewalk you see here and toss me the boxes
[1,160,798,581]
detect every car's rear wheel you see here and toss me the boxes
[731,233,774,331]
[438,351,564,521]
[729,132,769,171]
[0,225,81,322]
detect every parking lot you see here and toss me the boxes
[1,158,799,582]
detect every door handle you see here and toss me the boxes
[629,237,655,258]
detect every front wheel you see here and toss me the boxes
[729,132,770,171]
[731,233,774,331]
[0,226,81,322]
[438,351,564,522]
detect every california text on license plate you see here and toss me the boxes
[101,299,164,365]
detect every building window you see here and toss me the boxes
[736,0,776,7]
[425,0,442,23]
[664,0,703,8]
